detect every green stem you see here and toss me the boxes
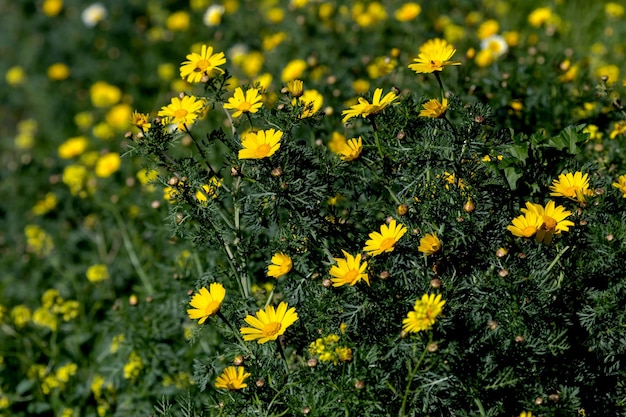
[111,208,155,295]
[276,338,291,380]
[369,117,384,160]
[217,310,248,350]
[399,334,432,417]
[434,72,445,99]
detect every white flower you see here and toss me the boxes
[203,5,225,26]
[82,3,107,28]
[480,34,509,58]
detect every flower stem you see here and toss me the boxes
[276,338,290,378]
[399,333,432,416]
[217,310,248,349]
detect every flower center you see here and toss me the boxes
[344,270,359,284]
[563,186,577,197]
[239,102,252,112]
[262,321,282,337]
[195,59,210,72]
[204,301,221,316]
[379,237,396,252]
[541,216,557,232]
[174,109,189,120]
[254,143,271,158]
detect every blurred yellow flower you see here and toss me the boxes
[203,5,225,26]
[82,3,107,27]
[196,177,222,202]
[11,305,32,328]
[328,132,348,154]
[549,172,594,203]
[363,219,407,256]
[528,7,552,27]
[352,2,387,27]
[158,95,204,129]
[263,32,287,51]
[418,233,441,255]
[612,174,626,197]
[215,366,251,390]
[281,59,307,82]
[47,63,70,80]
[596,64,620,84]
[90,81,121,108]
[187,283,226,324]
[58,136,88,159]
[33,307,58,331]
[32,193,57,216]
[42,0,63,16]
[329,250,369,287]
[267,252,293,278]
[86,264,109,283]
[420,98,448,118]
[95,153,121,178]
[266,7,285,24]
[224,87,263,118]
[610,121,626,139]
[166,11,190,31]
[105,103,133,131]
[74,111,93,129]
[6,66,25,86]
[367,56,397,79]
[123,351,144,381]
[394,2,421,21]
[409,38,461,74]
[402,293,446,333]
[481,34,508,59]
[477,19,499,40]
[63,164,89,196]
[294,89,323,118]
[605,2,625,18]
[240,301,298,343]
[352,79,370,94]
[341,88,398,123]
[241,51,265,77]
[238,128,282,159]
[25,225,54,256]
[180,45,226,83]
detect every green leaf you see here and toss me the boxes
[504,167,523,190]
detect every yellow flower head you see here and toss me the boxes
[240,301,298,344]
[612,174,626,197]
[58,136,88,159]
[224,87,263,118]
[507,210,541,238]
[215,366,251,390]
[195,177,222,202]
[286,79,304,97]
[130,111,151,131]
[187,283,226,324]
[328,131,348,154]
[419,98,448,118]
[408,38,461,74]
[363,219,407,256]
[418,233,441,255]
[394,2,421,22]
[89,81,120,108]
[338,137,363,161]
[294,89,324,118]
[238,128,282,159]
[402,293,446,333]
[341,88,399,123]
[329,250,369,287]
[86,264,109,283]
[158,95,204,130]
[281,59,307,82]
[180,45,226,83]
[519,412,534,417]
[549,171,594,203]
[267,252,293,278]
[521,201,574,244]
[95,153,121,178]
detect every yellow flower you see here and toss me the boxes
[528,7,552,27]
[240,301,298,344]
[25,225,54,256]
[89,81,121,108]
[238,128,282,159]
[5,66,25,86]
[195,177,222,202]
[394,2,421,21]
[158,95,204,129]
[267,252,293,278]
[329,250,369,287]
[341,88,398,123]
[81,3,107,27]
[418,233,441,255]
[203,5,225,26]
[187,283,226,324]
[166,11,190,31]
[477,19,499,40]
[338,137,363,161]
[286,79,304,97]
[480,35,508,59]
[366,56,397,79]
[612,174,626,197]
[42,0,63,16]
[224,87,263,118]
[402,293,446,333]
[123,351,144,380]
[519,412,534,417]
[419,98,448,118]
[180,45,226,83]
[596,64,620,84]
[47,63,70,80]
[86,264,109,283]
[363,219,407,256]
[610,120,626,139]
[215,366,251,390]
[105,103,132,131]
[521,201,575,244]
[605,2,625,19]
[294,89,323,118]
[32,192,57,216]
[281,59,307,82]
[507,210,541,238]
[408,38,461,74]
[549,172,594,203]
[328,131,348,154]
[63,164,89,196]
[131,111,151,131]
[11,305,31,328]
[95,153,121,178]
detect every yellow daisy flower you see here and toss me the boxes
[507,210,541,238]
[338,137,363,161]
[130,111,151,131]
[157,95,204,130]
[329,250,369,287]
[267,252,293,279]
[612,174,626,197]
[522,201,575,244]
[187,283,226,324]
[363,219,407,256]
[179,45,226,83]
[408,38,461,74]
[238,128,282,160]
[549,171,594,203]
[240,302,298,344]
[402,293,446,333]
[214,366,251,390]
[418,233,441,255]
[224,87,263,118]
[419,98,448,118]
[195,177,222,203]
[294,89,323,118]
[341,88,399,123]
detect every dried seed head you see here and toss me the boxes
[463,198,476,213]
[322,279,332,288]
[549,393,560,402]
[233,355,244,366]
[302,407,311,415]
[515,335,525,343]
[488,320,498,330]
[256,379,265,388]
[271,167,283,177]
[606,234,614,241]
[534,397,543,405]
[397,204,408,216]
[307,358,318,367]
[496,247,508,258]
[400,330,409,339]
[354,380,365,389]
[427,342,439,353]
[230,166,240,177]
[430,278,442,288]
[168,177,179,186]
[499,269,509,277]
[379,271,390,280]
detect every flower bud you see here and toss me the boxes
[430,278,442,288]
[168,177,179,186]
[515,335,525,343]
[129,294,138,306]
[354,380,365,389]
[271,167,283,177]
[463,198,475,213]
[233,355,244,366]
[307,358,318,367]
[498,269,509,277]
[322,279,332,288]
[549,393,560,402]
[496,247,508,258]
[488,320,498,330]
[302,407,311,415]
[534,397,543,405]
[427,342,438,353]
[256,379,265,388]
[379,271,390,280]
[397,204,408,216]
